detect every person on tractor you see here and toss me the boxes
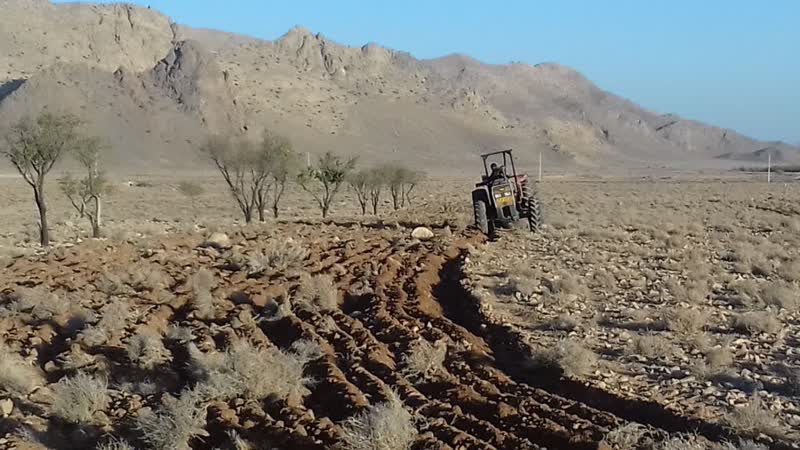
[489,163,506,182]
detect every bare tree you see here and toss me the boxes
[59,137,112,238]
[402,169,424,207]
[1,112,83,246]
[178,181,205,216]
[368,167,386,215]
[348,169,371,215]
[201,135,267,223]
[297,152,357,219]
[256,131,297,220]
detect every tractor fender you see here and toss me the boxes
[471,187,490,204]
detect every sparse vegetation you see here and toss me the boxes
[127,333,172,370]
[135,388,209,450]
[191,268,216,319]
[248,240,309,276]
[661,307,708,335]
[0,343,44,395]
[731,311,782,335]
[529,340,597,378]
[177,180,205,215]
[338,389,417,450]
[627,334,674,359]
[294,273,338,313]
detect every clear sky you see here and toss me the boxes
[58,0,799,143]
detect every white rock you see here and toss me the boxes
[0,399,13,417]
[411,227,434,240]
[204,232,231,249]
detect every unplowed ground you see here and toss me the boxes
[1,215,791,450]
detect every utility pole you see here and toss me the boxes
[538,152,543,182]
[306,152,311,168]
[768,153,772,184]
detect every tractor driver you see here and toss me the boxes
[489,163,506,181]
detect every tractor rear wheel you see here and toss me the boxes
[473,200,491,235]
[527,195,543,232]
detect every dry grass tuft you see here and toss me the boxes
[78,299,132,346]
[402,339,448,380]
[96,438,135,450]
[248,240,309,276]
[191,269,216,319]
[135,388,209,450]
[127,333,172,370]
[529,340,597,378]
[720,440,769,450]
[760,282,799,311]
[338,389,417,450]
[600,423,646,449]
[660,308,708,335]
[724,396,782,437]
[51,372,110,424]
[191,340,315,401]
[295,273,339,313]
[627,334,674,360]
[0,343,45,396]
[731,311,782,335]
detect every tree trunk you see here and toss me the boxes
[258,206,265,222]
[91,197,102,238]
[34,185,49,247]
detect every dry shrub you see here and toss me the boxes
[627,334,674,360]
[0,343,44,396]
[660,307,708,335]
[127,333,172,370]
[125,265,169,292]
[51,372,110,424]
[705,345,733,370]
[760,282,799,311]
[657,434,706,450]
[720,440,768,450]
[338,389,417,450]
[295,274,339,313]
[191,269,215,319]
[729,279,762,307]
[248,240,309,276]
[667,280,708,304]
[731,312,782,335]
[724,396,782,437]
[135,388,209,450]
[777,258,800,282]
[96,438,135,450]
[543,272,587,304]
[543,314,579,331]
[191,340,315,401]
[601,423,646,449]
[402,339,447,380]
[78,299,132,346]
[529,340,597,378]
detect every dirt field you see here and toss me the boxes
[0,174,798,449]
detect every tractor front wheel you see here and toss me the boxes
[473,200,492,236]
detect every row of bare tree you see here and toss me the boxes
[0,112,425,247]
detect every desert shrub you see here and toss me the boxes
[777,258,800,282]
[78,299,132,346]
[543,272,587,304]
[125,265,169,292]
[127,333,172,370]
[338,389,417,450]
[705,345,733,370]
[667,280,708,304]
[3,287,73,321]
[191,341,315,401]
[601,423,646,449]
[96,438,135,450]
[731,312,782,335]
[657,434,706,450]
[627,334,674,359]
[543,314,579,331]
[248,240,309,276]
[166,325,195,343]
[724,396,782,437]
[760,282,799,311]
[0,344,44,395]
[297,151,357,218]
[720,440,768,450]
[178,180,205,213]
[135,388,208,450]
[660,308,707,335]
[191,269,215,319]
[529,340,597,378]
[294,274,338,313]
[51,373,110,424]
[728,279,762,307]
[402,339,447,380]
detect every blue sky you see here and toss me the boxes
[58,0,799,143]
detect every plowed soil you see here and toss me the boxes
[0,221,793,449]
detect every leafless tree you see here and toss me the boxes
[348,169,371,215]
[1,112,83,246]
[256,131,297,220]
[201,135,266,223]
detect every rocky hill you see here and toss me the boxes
[0,0,796,173]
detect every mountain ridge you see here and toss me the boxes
[0,0,795,174]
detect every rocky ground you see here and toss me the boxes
[0,175,798,449]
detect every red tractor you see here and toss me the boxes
[471,149,543,236]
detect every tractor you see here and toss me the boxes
[471,149,543,236]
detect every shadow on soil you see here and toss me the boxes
[433,248,795,450]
